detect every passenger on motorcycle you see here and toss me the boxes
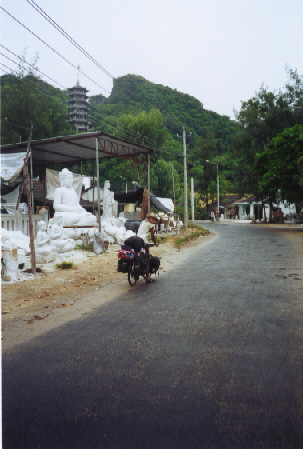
[137,214,159,283]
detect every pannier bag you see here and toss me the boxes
[149,256,160,274]
[117,247,135,273]
[118,258,130,273]
[137,253,149,275]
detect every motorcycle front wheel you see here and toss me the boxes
[128,262,137,286]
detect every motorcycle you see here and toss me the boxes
[117,243,160,286]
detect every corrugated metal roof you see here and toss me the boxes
[0,131,153,166]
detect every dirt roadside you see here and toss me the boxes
[1,230,214,351]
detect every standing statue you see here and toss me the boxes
[53,168,97,227]
[102,180,116,219]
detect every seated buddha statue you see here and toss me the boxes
[53,168,97,227]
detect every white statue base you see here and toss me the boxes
[54,212,97,227]
[36,253,56,264]
[2,249,19,282]
[62,226,98,241]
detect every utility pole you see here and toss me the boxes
[191,177,195,223]
[183,127,188,228]
[178,128,191,228]
[148,153,151,214]
[171,164,175,209]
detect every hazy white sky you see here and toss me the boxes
[1,0,303,119]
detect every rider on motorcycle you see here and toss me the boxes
[124,214,160,283]
[137,214,160,283]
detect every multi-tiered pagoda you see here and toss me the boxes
[67,81,92,133]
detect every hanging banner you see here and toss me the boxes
[46,168,83,200]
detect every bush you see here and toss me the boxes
[75,242,94,252]
[194,207,209,220]
[55,261,74,269]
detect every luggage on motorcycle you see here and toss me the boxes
[137,253,149,275]
[118,248,134,260]
[149,255,160,274]
[118,259,130,273]
[124,236,145,252]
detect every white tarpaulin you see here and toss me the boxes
[46,168,83,200]
[1,184,28,214]
[157,197,174,213]
[0,152,27,184]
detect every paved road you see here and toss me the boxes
[2,223,303,449]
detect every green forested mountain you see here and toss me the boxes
[88,74,240,210]
[90,74,238,153]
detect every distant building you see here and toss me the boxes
[67,81,92,133]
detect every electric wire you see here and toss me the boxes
[20,1,191,139]
[1,7,187,155]
[0,46,157,151]
[1,51,184,158]
[0,6,110,94]
[0,44,65,89]
[1,2,202,156]
[26,0,115,80]
[0,61,153,151]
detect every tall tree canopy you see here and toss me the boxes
[1,74,73,144]
[255,124,303,210]
[228,68,303,195]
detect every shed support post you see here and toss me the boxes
[96,138,101,233]
[148,154,151,214]
[30,151,34,214]
[24,125,36,274]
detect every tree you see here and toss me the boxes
[151,159,181,198]
[255,124,303,210]
[228,69,303,195]
[114,108,168,151]
[191,130,218,209]
[1,73,73,144]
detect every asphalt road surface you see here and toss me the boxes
[2,223,303,449]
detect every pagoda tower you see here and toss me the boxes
[67,81,92,133]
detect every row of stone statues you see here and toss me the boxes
[36,217,75,257]
[35,168,129,260]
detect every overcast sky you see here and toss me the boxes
[1,0,303,119]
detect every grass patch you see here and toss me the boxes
[187,222,204,230]
[155,235,169,244]
[174,226,209,248]
[55,261,74,269]
[75,242,94,252]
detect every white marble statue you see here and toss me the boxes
[53,168,97,227]
[49,216,75,253]
[102,180,116,219]
[35,220,54,258]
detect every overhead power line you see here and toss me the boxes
[0,6,110,94]
[26,0,115,81]
[2,5,188,152]
[1,49,184,158]
[19,1,188,134]
[0,44,65,89]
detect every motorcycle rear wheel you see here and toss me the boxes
[128,263,137,286]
